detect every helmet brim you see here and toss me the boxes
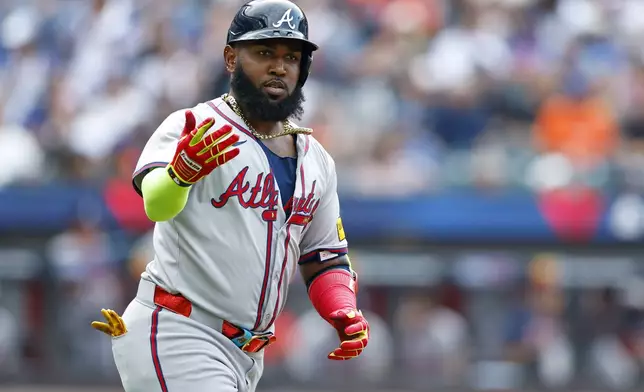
[228,28,318,51]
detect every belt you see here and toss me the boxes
[136,279,276,353]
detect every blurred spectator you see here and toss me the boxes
[393,290,469,387]
[533,69,619,169]
[132,14,204,112]
[503,282,574,388]
[65,70,155,163]
[623,272,644,364]
[63,0,139,110]
[46,215,122,376]
[0,6,50,128]
[411,2,511,150]
[126,229,153,282]
[345,131,438,196]
[285,308,393,386]
[579,286,639,389]
[500,254,574,387]
[0,123,45,187]
[0,285,20,379]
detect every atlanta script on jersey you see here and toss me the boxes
[132,97,348,332]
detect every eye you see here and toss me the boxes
[286,54,298,62]
[258,50,272,57]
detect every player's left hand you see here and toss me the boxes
[327,309,369,360]
[91,308,127,338]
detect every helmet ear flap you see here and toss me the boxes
[298,50,313,87]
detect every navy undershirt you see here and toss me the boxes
[257,136,297,216]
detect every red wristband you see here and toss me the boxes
[308,268,357,324]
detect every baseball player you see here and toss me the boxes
[90,1,370,391]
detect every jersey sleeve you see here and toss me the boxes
[298,157,349,264]
[131,110,185,196]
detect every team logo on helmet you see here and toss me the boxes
[272,8,296,29]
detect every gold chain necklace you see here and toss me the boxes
[222,93,312,140]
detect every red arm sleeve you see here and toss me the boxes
[307,268,357,324]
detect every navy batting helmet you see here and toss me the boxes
[227,0,319,87]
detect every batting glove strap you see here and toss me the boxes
[167,110,240,186]
[167,164,194,187]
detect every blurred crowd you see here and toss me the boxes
[2,0,644,196]
[5,229,644,390]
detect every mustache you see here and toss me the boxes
[263,79,287,89]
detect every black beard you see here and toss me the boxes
[230,63,305,122]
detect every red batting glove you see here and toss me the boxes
[167,110,240,187]
[327,309,370,360]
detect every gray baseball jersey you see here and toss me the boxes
[132,97,348,332]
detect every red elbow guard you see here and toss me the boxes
[307,268,358,324]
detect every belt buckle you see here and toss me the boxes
[224,320,276,353]
[230,328,255,349]
[231,329,276,353]
[241,333,276,353]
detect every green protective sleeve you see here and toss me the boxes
[141,167,191,222]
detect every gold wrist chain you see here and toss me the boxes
[222,93,312,140]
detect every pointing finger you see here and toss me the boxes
[182,110,196,138]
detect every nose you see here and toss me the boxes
[269,59,287,77]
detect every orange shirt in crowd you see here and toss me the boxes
[534,94,619,164]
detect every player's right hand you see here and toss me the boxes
[167,110,240,187]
